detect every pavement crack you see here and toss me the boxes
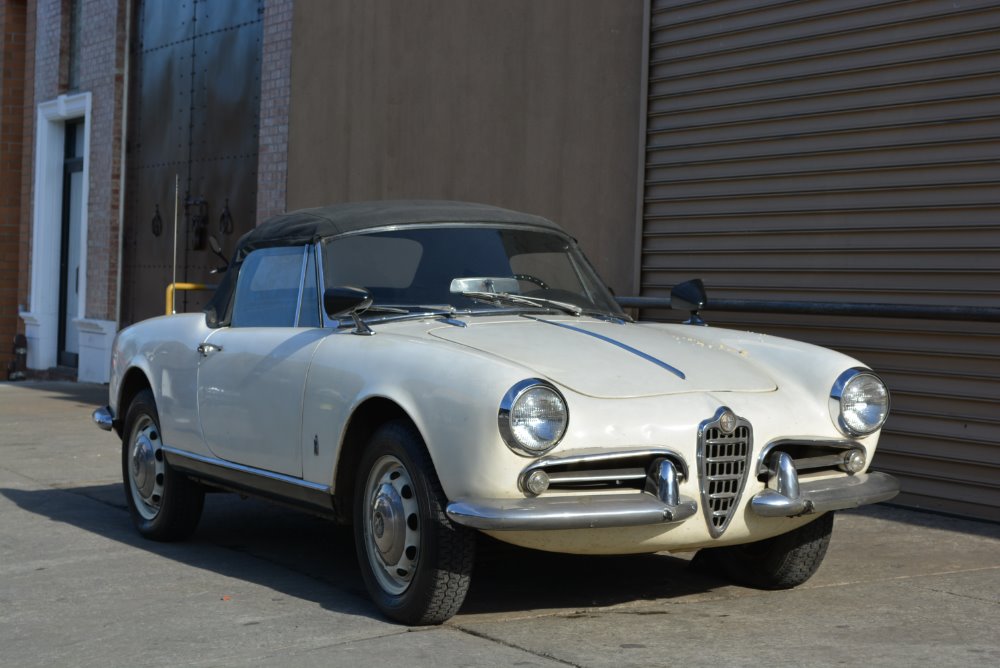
[451,623,584,667]
[919,586,999,605]
[801,565,1000,591]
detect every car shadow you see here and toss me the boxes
[0,483,381,621]
[1,379,108,406]
[0,482,732,620]
[462,536,713,615]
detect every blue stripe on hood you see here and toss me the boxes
[526,317,686,380]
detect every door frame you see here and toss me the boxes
[58,122,85,367]
[21,93,91,370]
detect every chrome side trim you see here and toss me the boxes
[751,472,900,517]
[162,446,335,513]
[163,446,330,492]
[446,492,698,531]
[93,406,115,432]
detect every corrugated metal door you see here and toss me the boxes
[123,0,262,324]
[641,0,1000,521]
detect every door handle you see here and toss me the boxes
[197,343,223,356]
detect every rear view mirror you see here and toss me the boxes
[670,279,708,326]
[449,277,521,294]
[324,286,375,336]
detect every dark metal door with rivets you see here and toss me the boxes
[123,0,262,324]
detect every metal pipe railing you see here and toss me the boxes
[615,297,1000,323]
[165,282,217,315]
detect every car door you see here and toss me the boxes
[197,244,325,477]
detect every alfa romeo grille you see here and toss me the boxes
[698,409,752,538]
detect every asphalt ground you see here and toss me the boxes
[1,380,997,667]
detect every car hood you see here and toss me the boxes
[427,317,777,399]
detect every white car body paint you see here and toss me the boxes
[109,310,883,554]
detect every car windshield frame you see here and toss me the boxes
[316,223,626,327]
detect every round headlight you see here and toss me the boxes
[830,369,889,436]
[499,379,568,456]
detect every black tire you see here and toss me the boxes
[121,389,204,541]
[692,512,834,589]
[353,420,475,625]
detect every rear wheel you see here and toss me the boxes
[354,420,475,625]
[121,389,204,541]
[692,512,834,589]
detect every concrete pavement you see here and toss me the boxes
[1,381,997,667]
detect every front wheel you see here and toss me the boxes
[354,420,475,625]
[121,389,204,541]
[692,512,834,589]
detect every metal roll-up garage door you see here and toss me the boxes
[640,0,1000,521]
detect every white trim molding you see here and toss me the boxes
[21,92,93,372]
[75,318,117,383]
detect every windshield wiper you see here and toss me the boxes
[362,304,410,314]
[461,291,582,316]
[580,309,632,324]
[354,304,470,328]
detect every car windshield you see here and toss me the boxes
[321,226,624,317]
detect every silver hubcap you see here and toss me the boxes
[128,415,164,520]
[363,455,420,595]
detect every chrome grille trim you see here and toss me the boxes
[697,408,753,538]
[756,439,865,477]
[518,447,688,495]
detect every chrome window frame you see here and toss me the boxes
[295,243,323,328]
[315,223,624,321]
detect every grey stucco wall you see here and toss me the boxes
[286,0,645,294]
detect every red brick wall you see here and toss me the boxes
[256,0,293,223]
[16,0,34,342]
[34,0,60,99]
[17,0,127,333]
[76,0,128,321]
[0,0,27,372]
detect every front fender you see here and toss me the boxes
[110,314,210,454]
[300,328,542,500]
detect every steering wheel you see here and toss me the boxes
[514,274,549,290]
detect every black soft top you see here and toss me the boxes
[205,200,564,327]
[236,200,561,253]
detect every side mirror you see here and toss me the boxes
[208,236,229,273]
[670,279,707,326]
[324,286,374,335]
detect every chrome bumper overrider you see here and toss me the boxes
[92,406,115,432]
[446,493,698,531]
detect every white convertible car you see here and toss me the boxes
[94,200,899,624]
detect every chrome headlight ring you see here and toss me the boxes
[829,368,890,437]
[498,379,568,457]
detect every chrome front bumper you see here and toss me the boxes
[448,457,698,531]
[447,469,899,531]
[446,493,698,531]
[750,471,900,517]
